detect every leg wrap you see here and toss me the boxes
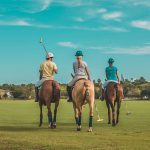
[48,112,53,125]
[89,116,93,127]
[78,116,81,126]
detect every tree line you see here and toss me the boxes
[0,77,150,100]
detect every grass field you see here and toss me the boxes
[0,100,150,150]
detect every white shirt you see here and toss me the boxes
[73,61,87,76]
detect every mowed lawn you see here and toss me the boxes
[0,100,150,150]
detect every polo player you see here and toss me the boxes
[101,58,120,100]
[35,52,58,102]
[67,50,91,102]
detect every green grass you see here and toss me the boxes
[0,100,150,150]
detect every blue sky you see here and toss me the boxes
[0,0,150,84]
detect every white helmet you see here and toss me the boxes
[46,52,54,59]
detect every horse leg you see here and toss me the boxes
[39,103,43,127]
[77,105,82,131]
[47,103,53,129]
[106,101,111,124]
[73,102,78,125]
[53,101,59,128]
[116,101,121,124]
[110,102,116,126]
[88,100,94,132]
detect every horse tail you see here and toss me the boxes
[84,81,90,99]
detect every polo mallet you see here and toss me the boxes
[95,103,104,122]
[39,37,48,55]
[124,100,131,115]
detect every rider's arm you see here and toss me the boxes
[116,71,120,84]
[40,70,43,80]
[85,67,91,80]
[39,64,43,80]
[53,64,58,74]
[105,69,108,81]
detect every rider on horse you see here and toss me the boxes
[35,52,58,102]
[67,50,91,102]
[101,58,120,100]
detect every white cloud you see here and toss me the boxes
[97,8,107,13]
[120,0,150,7]
[55,0,92,7]
[87,8,107,18]
[101,26,128,32]
[58,41,79,48]
[74,17,85,22]
[131,20,150,30]
[102,12,123,20]
[105,46,150,55]
[0,19,31,26]
[0,19,51,28]
[0,18,128,32]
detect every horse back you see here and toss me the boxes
[106,82,123,103]
[72,80,94,105]
[39,80,60,105]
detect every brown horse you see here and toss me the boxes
[72,79,95,132]
[39,80,60,128]
[105,82,123,126]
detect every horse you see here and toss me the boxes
[39,80,60,128]
[72,79,95,132]
[105,82,123,126]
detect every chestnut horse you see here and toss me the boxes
[105,82,123,126]
[39,80,60,128]
[72,79,95,132]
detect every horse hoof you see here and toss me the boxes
[108,122,111,124]
[88,127,93,132]
[112,123,116,127]
[39,124,42,127]
[77,126,81,131]
[77,128,81,131]
[48,125,54,129]
[53,124,56,129]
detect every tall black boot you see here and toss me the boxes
[35,87,39,102]
[67,86,72,102]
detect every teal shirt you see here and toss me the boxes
[105,66,118,81]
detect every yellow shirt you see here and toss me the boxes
[40,60,57,79]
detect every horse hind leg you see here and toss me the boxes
[110,102,116,126]
[106,101,111,124]
[53,101,59,128]
[39,103,43,127]
[116,101,121,124]
[77,105,82,131]
[73,102,79,125]
[47,103,53,129]
[88,100,94,132]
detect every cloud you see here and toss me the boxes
[105,46,150,55]
[55,0,93,7]
[87,8,107,18]
[0,19,51,28]
[74,17,85,22]
[119,0,150,7]
[101,26,128,32]
[0,17,127,32]
[102,12,123,20]
[57,41,79,48]
[131,20,150,30]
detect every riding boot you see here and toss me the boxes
[67,86,72,102]
[35,87,39,102]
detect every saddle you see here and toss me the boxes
[72,78,87,89]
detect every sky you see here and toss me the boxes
[0,0,150,84]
